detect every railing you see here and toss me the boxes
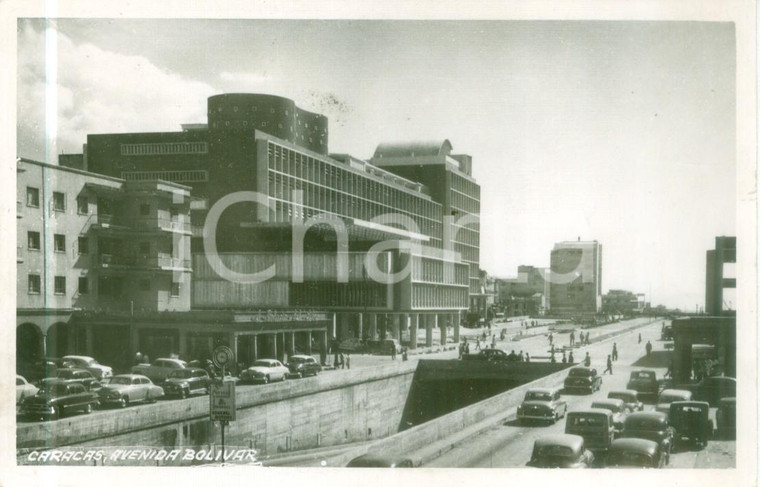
[99,253,191,270]
[88,214,191,233]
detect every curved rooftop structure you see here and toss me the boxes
[372,140,453,159]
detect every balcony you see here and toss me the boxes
[99,253,192,272]
[88,214,191,235]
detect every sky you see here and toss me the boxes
[16,19,737,311]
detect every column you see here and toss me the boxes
[231,334,239,373]
[252,335,258,362]
[425,315,434,347]
[392,315,401,340]
[409,314,418,350]
[439,314,448,346]
[369,314,378,341]
[332,313,337,339]
[307,331,313,354]
[453,313,460,342]
[322,330,329,365]
[357,313,364,340]
[272,334,278,362]
[289,332,296,356]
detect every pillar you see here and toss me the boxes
[425,315,434,347]
[439,314,448,346]
[332,313,337,339]
[369,314,378,341]
[272,333,278,362]
[307,331,313,354]
[252,335,258,362]
[231,334,239,372]
[409,314,418,350]
[357,313,364,340]
[453,313,460,342]
[392,315,401,340]
[289,332,296,356]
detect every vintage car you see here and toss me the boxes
[17,357,68,383]
[626,369,660,399]
[286,355,322,378]
[131,358,188,383]
[565,409,616,453]
[715,397,736,439]
[590,398,628,436]
[61,355,113,380]
[98,374,165,408]
[346,453,413,468]
[655,389,693,414]
[16,375,39,404]
[605,438,667,468]
[526,434,594,468]
[669,401,712,449]
[692,376,736,406]
[39,368,102,391]
[240,359,289,384]
[162,368,211,398]
[463,348,508,361]
[517,387,567,424]
[661,325,674,341]
[621,411,675,458]
[608,389,645,412]
[20,382,99,420]
[563,367,602,394]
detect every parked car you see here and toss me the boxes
[626,369,660,399]
[517,387,567,424]
[590,398,628,436]
[621,411,675,462]
[240,359,289,384]
[286,355,322,378]
[162,368,211,398]
[61,355,113,380]
[16,375,39,404]
[715,397,736,439]
[565,409,616,453]
[526,434,594,468]
[131,358,188,383]
[608,389,645,412]
[605,438,667,468]
[463,348,506,361]
[661,325,674,341]
[692,376,736,406]
[346,453,413,468]
[655,389,693,414]
[98,374,165,408]
[39,368,102,391]
[20,382,99,420]
[563,367,602,394]
[17,357,67,383]
[669,401,712,449]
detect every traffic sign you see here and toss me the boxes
[209,379,236,422]
[212,346,234,370]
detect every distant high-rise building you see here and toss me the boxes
[549,240,602,316]
[705,236,736,316]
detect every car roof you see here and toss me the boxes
[527,387,560,395]
[56,367,92,374]
[592,398,625,408]
[610,438,659,454]
[533,434,584,449]
[290,355,314,360]
[720,397,737,405]
[156,358,187,364]
[627,411,668,421]
[112,374,149,380]
[660,389,692,397]
[609,389,639,397]
[568,408,612,417]
[62,355,94,361]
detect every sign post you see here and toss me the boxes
[210,346,235,463]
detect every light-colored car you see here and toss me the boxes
[608,389,645,412]
[61,355,113,380]
[591,398,628,436]
[240,359,289,384]
[517,387,568,424]
[655,389,693,414]
[98,374,165,408]
[16,375,39,404]
[131,358,188,383]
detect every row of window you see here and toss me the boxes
[121,170,210,183]
[27,274,181,296]
[289,282,389,308]
[449,172,481,200]
[411,284,469,309]
[120,142,208,156]
[26,187,89,214]
[410,256,470,286]
[26,232,174,259]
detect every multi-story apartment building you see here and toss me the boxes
[16,158,192,369]
[705,236,736,316]
[54,93,479,366]
[549,240,602,316]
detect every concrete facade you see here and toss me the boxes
[549,240,602,316]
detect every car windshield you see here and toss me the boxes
[253,361,274,367]
[627,419,664,431]
[569,369,590,377]
[56,369,78,379]
[631,371,654,380]
[169,370,194,379]
[41,384,71,396]
[568,415,605,427]
[536,446,574,458]
[607,451,653,467]
[526,392,552,401]
[109,377,133,385]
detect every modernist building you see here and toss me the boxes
[705,236,736,316]
[497,265,551,317]
[549,240,602,316]
[59,93,478,366]
[16,158,193,368]
[601,289,645,316]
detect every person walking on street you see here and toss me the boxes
[568,350,574,363]
[346,354,351,369]
[475,337,481,351]
[570,331,575,346]
[391,346,397,361]
[645,340,652,357]
[548,332,553,346]
[603,355,613,375]
[612,343,618,361]
[562,351,567,364]
[338,353,345,369]
[638,333,642,344]
[583,352,591,367]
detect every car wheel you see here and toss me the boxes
[84,403,93,414]
[51,406,61,420]
[264,376,270,384]
[180,389,188,399]
[119,396,129,408]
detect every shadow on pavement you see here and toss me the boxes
[631,350,672,368]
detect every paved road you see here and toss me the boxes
[422,320,735,468]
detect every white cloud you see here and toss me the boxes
[18,23,218,160]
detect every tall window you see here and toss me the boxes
[28,231,40,250]
[53,192,66,212]
[26,187,40,207]
[78,237,89,254]
[28,274,41,294]
[54,234,66,252]
[77,195,89,214]
[171,282,181,297]
[54,276,66,295]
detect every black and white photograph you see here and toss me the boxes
[1,1,756,486]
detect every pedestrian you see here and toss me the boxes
[339,352,345,369]
[142,353,150,364]
[583,352,591,367]
[550,353,556,364]
[550,344,555,356]
[391,345,397,361]
[346,353,351,369]
[568,351,574,363]
[134,351,143,366]
[519,350,524,362]
[525,353,530,362]
[612,343,618,361]
[603,354,613,375]
[638,333,642,344]
[491,335,496,348]
[562,351,567,364]
[665,359,673,379]
[570,331,575,346]
[402,347,408,361]
[465,342,470,354]
[475,337,481,351]
[458,342,464,359]
[645,340,652,357]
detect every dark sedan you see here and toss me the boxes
[527,434,594,468]
[621,411,675,463]
[20,382,99,420]
[605,438,667,468]
[39,368,102,391]
[563,367,602,394]
[286,355,322,378]
[162,368,211,398]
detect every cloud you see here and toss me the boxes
[218,71,269,85]
[17,22,218,160]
